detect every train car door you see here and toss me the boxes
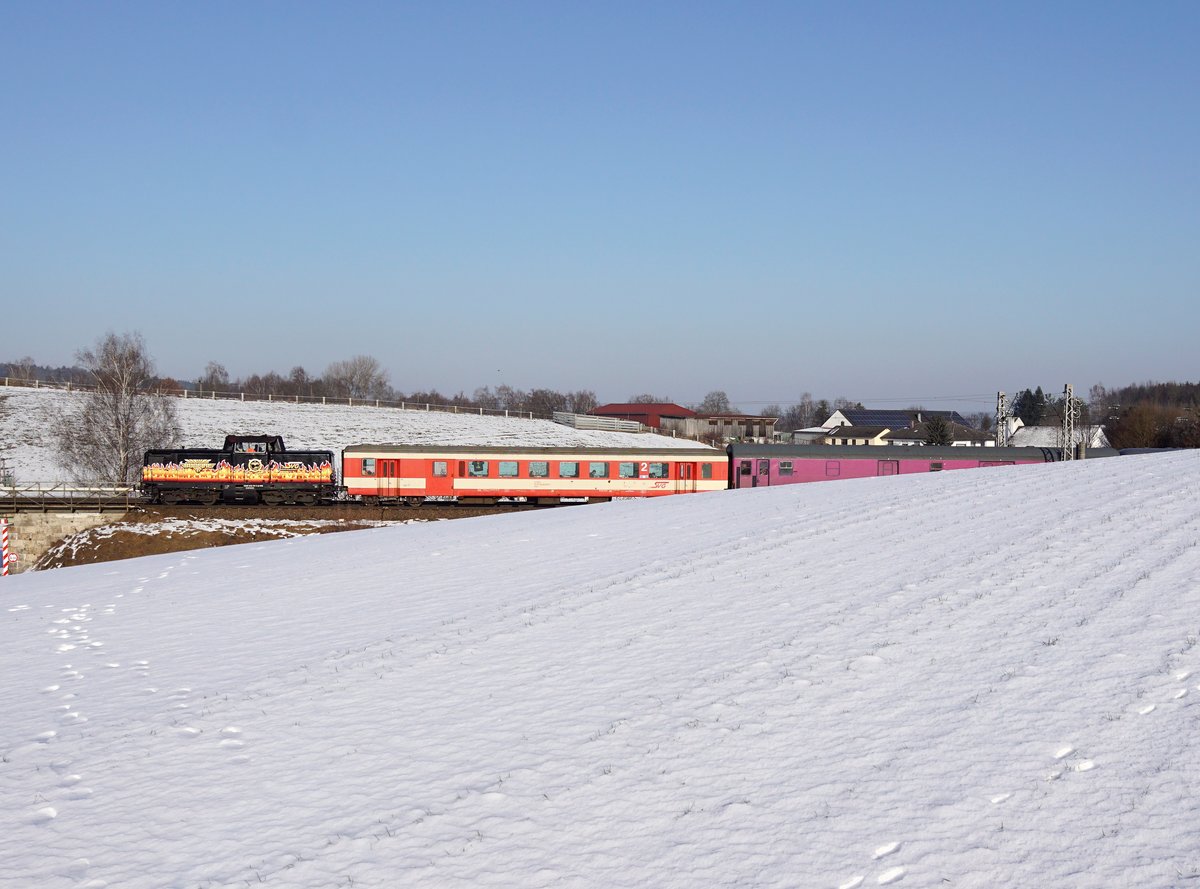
[757,459,770,487]
[425,459,454,497]
[381,459,400,499]
[677,463,697,493]
[738,459,753,488]
[876,460,900,477]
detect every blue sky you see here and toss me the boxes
[3,2,1196,413]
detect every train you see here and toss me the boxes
[141,435,337,505]
[141,436,1122,506]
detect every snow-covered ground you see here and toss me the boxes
[2,449,1199,887]
[0,387,704,483]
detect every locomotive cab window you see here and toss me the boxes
[529,461,549,478]
[468,461,489,477]
[499,461,519,478]
[588,462,609,479]
[433,461,448,477]
[739,460,752,476]
[559,462,579,478]
[362,458,376,477]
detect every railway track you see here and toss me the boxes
[2,485,572,519]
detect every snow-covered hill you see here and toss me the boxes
[2,449,1199,887]
[0,387,703,483]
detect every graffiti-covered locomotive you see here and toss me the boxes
[142,435,336,505]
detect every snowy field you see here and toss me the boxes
[2,449,1199,887]
[0,387,703,483]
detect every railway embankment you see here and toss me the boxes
[5,503,542,572]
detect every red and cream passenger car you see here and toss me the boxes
[341,444,727,505]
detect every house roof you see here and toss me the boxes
[831,408,970,428]
[889,421,991,444]
[696,414,778,422]
[823,425,891,439]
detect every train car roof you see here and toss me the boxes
[728,442,1120,461]
[342,444,724,456]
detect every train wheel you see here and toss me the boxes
[405,497,424,507]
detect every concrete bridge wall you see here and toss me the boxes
[0,512,120,575]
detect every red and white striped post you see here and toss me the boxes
[1,518,9,577]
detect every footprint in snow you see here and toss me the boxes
[220,727,249,761]
[873,842,901,859]
[877,867,906,884]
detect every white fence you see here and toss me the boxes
[552,412,644,433]
[2,377,536,420]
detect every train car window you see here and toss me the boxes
[559,462,579,478]
[433,461,448,477]
[618,462,637,478]
[529,461,549,478]
[588,462,610,479]
[648,462,669,478]
[362,458,376,477]
[929,463,944,472]
[779,461,793,476]
[499,461,519,477]
[701,464,713,479]
[468,460,489,477]
[825,460,841,478]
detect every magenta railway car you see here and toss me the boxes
[727,443,1119,488]
[343,444,728,505]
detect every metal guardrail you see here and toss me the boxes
[0,484,142,513]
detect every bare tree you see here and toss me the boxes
[968,411,994,433]
[566,389,598,414]
[628,393,672,404]
[10,355,37,382]
[199,361,230,392]
[526,388,568,417]
[697,391,735,413]
[923,415,954,446]
[325,355,391,400]
[53,332,180,484]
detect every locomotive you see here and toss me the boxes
[141,435,337,505]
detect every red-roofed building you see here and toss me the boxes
[590,403,697,429]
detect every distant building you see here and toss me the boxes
[591,402,777,443]
[662,413,778,444]
[590,403,696,430]
[815,407,992,446]
[823,408,971,429]
[1009,423,1111,449]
